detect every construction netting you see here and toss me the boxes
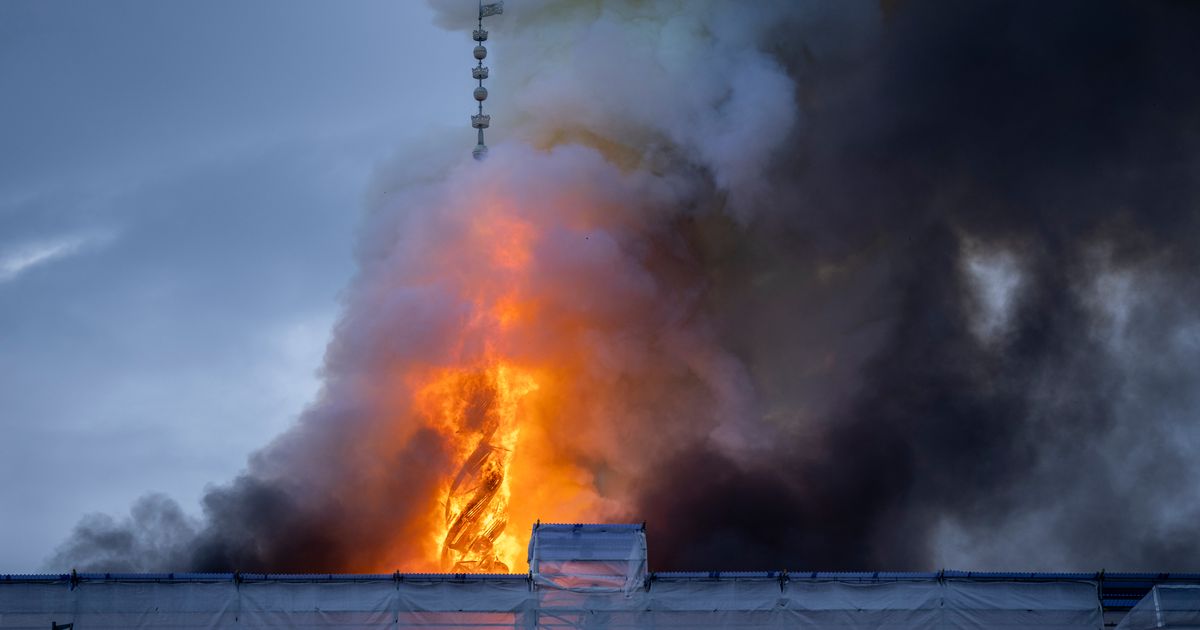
[1115,584,1200,630]
[0,574,1102,629]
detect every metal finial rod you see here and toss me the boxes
[472,2,503,161]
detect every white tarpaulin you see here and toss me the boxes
[528,523,647,595]
[0,575,1102,629]
[1115,584,1200,630]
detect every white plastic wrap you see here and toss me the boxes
[0,576,1102,629]
[1115,584,1200,630]
[528,524,647,595]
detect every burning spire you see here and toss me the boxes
[432,363,536,573]
[471,1,502,160]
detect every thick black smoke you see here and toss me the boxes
[633,0,1200,570]
[52,0,1200,573]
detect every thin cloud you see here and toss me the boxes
[0,232,112,283]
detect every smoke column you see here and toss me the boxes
[54,0,1200,573]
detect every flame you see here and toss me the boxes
[382,190,595,573]
[415,361,537,572]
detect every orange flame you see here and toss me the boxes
[384,190,608,573]
[416,361,537,572]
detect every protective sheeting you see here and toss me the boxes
[528,523,647,595]
[0,575,1102,629]
[1115,584,1200,630]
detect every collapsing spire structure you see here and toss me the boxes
[471,2,503,160]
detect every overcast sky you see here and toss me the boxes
[0,0,465,572]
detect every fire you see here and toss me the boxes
[370,170,620,574]
[391,191,588,574]
[416,361,537,572]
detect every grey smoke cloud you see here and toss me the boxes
[50,0,1200,574]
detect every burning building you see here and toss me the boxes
[44,0,1200,599]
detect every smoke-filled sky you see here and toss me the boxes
[6,0,1200,575]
